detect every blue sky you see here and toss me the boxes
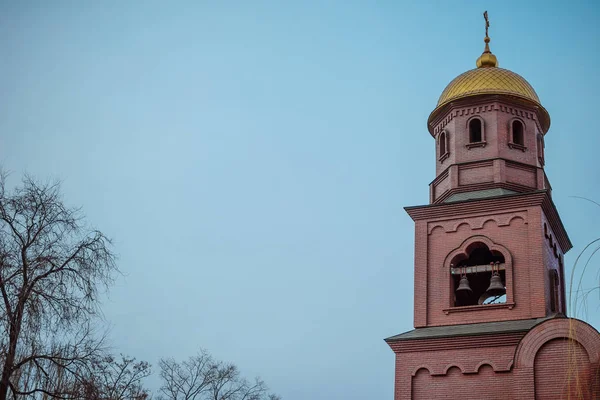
[1,1,599,399]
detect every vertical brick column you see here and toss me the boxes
[527,207,547,317]
[393,354,414,400]
[512,367,535,399]
[493,158,505,183]
[413,221,428,328]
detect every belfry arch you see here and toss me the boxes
[445,236,512,307]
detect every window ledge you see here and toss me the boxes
[443,302,515,315]
[438,152,450,162]
[508,142,527,152]
[466,141,486,149]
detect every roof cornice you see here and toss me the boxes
[427,94,549,137]
[404,190,572,253]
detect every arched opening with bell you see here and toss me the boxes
[450,242,507,307]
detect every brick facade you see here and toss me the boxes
[386,55,600,398]
[429,99,551,204]
[388,319,600,399]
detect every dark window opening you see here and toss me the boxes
[550,270,560,313]
[439,131,447,156]
[469,119,482,143]
[452,243,506,307]
[537,134,545,164]
[558,256,566,314]
[512,120,524,145]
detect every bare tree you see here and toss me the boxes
[158,350,215,400]
[74,354,152,400]
[158,350,280,400]
[0,172,118,399]
[7,326,105,399]
[11,351,151,400]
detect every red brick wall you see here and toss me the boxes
[431,100,546,201]
[433,100,543,178]
[393,337,519,400]
[417,207,545,326]
[540,211,564,314]
[413,221,429,327]
[457,161,494,185]
[505,161,537,188]
[534,338,597,399]
[412,365,508,400]
[390,91,600,400]
[435,119,457,173]
[389,319,600,400]
[432,170,450,201]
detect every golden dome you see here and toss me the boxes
[428,65,550,134]
[436,67,542,108]
[428,12,550,134]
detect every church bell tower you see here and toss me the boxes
[385,13,600,400]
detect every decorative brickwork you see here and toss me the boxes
[430,97,545,137]
[388,318,600,399]
[386,39,600,398]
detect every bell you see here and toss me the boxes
[485,272,505,297]
[456,275,473,293]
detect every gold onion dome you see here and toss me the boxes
[428,12,550,134]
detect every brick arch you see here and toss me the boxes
[438,129,450,161]
[444,365,464,376]
[508,116,527,145]
[465,114,485,129]
[534,338,597,399]
[466,115,486,143]
[474,360,500,373]
[443,364,466,375]
[411,365,434,376]
[480,218,499,229]
[448,220,472,232]
[444,235,513,268]
[428,224,445,235]
[507,215,526,226]
[513,317,600,369]
[507,116,527,131]
[468,217,500,230]
[444,235,515,306]
[453,221,472,232]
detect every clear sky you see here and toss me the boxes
[1,1,599,399]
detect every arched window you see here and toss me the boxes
[549,270,560,313]
[508,119,527,151]
[438,131,449,160]
[537,134,545,165]
[512,120,524,146]
[451,242,506,307]
[469,119,482,143]
[439,131,446,156]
